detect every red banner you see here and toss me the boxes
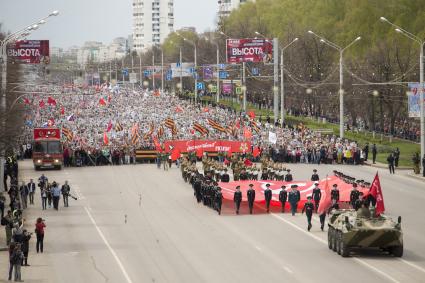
[226,38,273,63]
[218,176,368,211]
[163,140,251,154]
[33,128,60,140]
[7,40,50,64]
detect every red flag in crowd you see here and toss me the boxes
[248,111,256,119]
[227,147,233,157]
[317,177,332,215]
[244,158,253,166]
[47,118,55,127]
[23,98,31,105]
[253,146,261,158]
[103,132,109,145]
[60,105,65,115]
[47,96,57,106]
[154,90,160,97]
[235,119,240,129]
[39,100,45,108]
[171,148,181,161]
[106,120,113,132]
[196,147,204,158]
[153,136,162,152]
[108,95,112,103]
[175,105,184,113]
[243,127,252,140]
[202,107,209,113]
[99,98,106,106]
[366,172,385,215]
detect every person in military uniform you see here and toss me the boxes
[215,187,223,215]
[264,183,272,213]
[349,183,360,209]
[302,196,315,231]
[239,168,248,180]
[288,184,300,216]
[221,168,230,182]
[260,169,268,180]
[279,185,287,213]
[311,182,322,213]
[247,184,256,214]
[233,186,242,214]
[311,169,320,181]
[285,169,293,182]
[331,184,340,203]
[194,174,202,203]
[353,192,364,211]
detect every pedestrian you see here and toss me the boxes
[27,179,36,205]
[46,184,52,208]
[311,169,319,181]
[372,144,377,164]
[0,193,5,219]
[264,183,272,213]
[311,182,321,213]
[35,217,46,253]
[278,185,287,213]
[363,142,369,161]
[61,181,71,207]
[51,182,61,210]
[319,212,326,231]
[8,242,16,281]
[4,210,13,246]
[423,154,425,177]
[387,153,395,174]
[21,229,31,266]
[19,182,28,209]
[331,184,340,203]
[394,147,400,167]
[288,185,299,216]
[302,196,314,231]
[41,185,47,210]
[349,183,360,208]
[247,183,256,214]
[233,186,242,214]
[215,187,223,215]
[11,244,24,282]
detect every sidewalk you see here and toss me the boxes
[363,160,412,171]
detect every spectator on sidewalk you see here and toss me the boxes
[11,243,24,282]
[27,179,36,205]
[3,210,13,246]
[0,193,5,219]
[422,154,425,177]
[8,242,16,281]
[19,182,29,209]
[372,144,377,164]
[387,153,395,174]
[21,230,31,266]
[394,147,400,167]
[35,217,46,253]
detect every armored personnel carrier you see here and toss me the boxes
[327,209,403,257]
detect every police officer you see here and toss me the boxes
[288,184,299,216]
[285,169,293,182]
[233,186,242,214]
[264,184,272,213]
[247,184,256,214]
[278,185,287,213]
[331,184,340,203]
[349,183,360,208]
[221,169,230,182]
[311,169,320,181]
[215,187,223,215]
[302,196,315,231]
[311,182,322,213]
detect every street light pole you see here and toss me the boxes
[280,38,298,125]
[380,17,425,173]
[152,51,155,90]
[308,30,361,138]
[161,48,164,92]
[179,47,183,92]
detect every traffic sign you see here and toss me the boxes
[129,73,137,83]
[166,70,172,81]
[219,64,226,69]
[219,71,229,79]
[122,69,129,76]
[236,87,242,95]
[210,85,218,93]
[189,67,196,73]
[143,70,152,77]
[197,82,205,90]
[252,68,259,76]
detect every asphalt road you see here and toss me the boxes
[7,160,425,283]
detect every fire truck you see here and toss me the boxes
[32,128,63,170]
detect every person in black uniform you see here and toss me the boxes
[221,169,230,182]
[331,184,340,203]
[311,169,320,181]
[264,183,272,213]
[363,143,369,161]
[233,186,242,214]
[278,185,287,213]
[247,184,256,214]
[239,169,248,180]
[194,175,202,203]
[215,187,223,215]
[285,169,293,182]
[311,182,321,213]
[349,183,360,208]
[387,153,395,174]
[260,169,268,180]
[353,192,364,211]
[302,196,315,231]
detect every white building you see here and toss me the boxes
[132,0,174,53]
[77,38,127,66]
[218,0,253,18]
[50,47,63,58]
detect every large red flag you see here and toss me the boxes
[367,172,385,215]
[47,96,57,106]
[196,147,204,158]
[103,132,109,145]
[317,177,332,215]
[106,120,113,132]
[243,127,252,140]
[171,148,181,161]
[153,136,162,152]
[248,111,256,119]
[253,146,261,158]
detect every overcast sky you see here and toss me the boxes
[0,0,217,48]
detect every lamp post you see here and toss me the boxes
[308,30,361,138]
[280,38,298,124]
[206,38,220,103]
[380,17,424,173]
[176,33,197,103]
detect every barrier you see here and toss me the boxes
[135,150,158,163]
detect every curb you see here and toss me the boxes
[0,246,8,251]
[407,173,425,182]
[363,162,413,171]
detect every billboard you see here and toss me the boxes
[226,38,273,64]
[7,40,50,64]
[407,91,420,118]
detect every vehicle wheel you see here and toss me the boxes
[340,234,350,257]
[328,228,333,249]
[332,230,338,252]
[391,245,403,257]
[336,232,341,255]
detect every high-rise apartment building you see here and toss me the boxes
[132,0,174,53]
[218,0,253,19]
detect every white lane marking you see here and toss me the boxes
[283,266,293,274]
[84,206,133,283]
[398,258,425,274]
[269,212,401,283]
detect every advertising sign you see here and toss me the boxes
[222,83,233,94]
[33,128,60,140]
[129,73,137,83]
[163,140,251,154]
[203,66,214,80]
[7,40,50,64]
[407,91,420,118]
[226,38,273,64]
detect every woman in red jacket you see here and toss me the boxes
[35,217,46,253]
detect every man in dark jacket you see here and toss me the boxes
[387,153,395,174]
[288,185,300,216]
[279,185,287,213]
[233,186,242,214]
[264,184,272,213]
[311,183,322,213]
[247,184,256,214]
[372,144,377,164]
[285,169,293,182]
[221,169,230,182]
[21,230,31,266]
[311,169,319,181]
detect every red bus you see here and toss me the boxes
[33,128,63,170]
